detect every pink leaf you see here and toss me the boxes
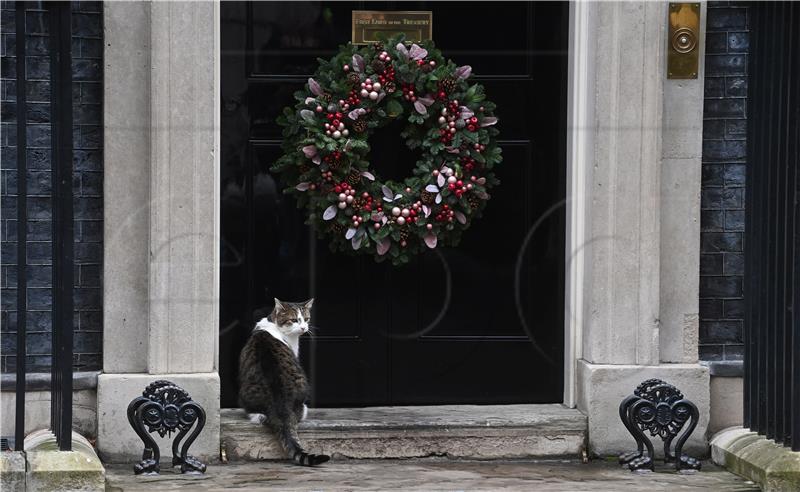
[376,238,390,256]
[382,185,394,201]
[476,190,489,199]
[351,234,363,250]
[395,43,409,60]
[435,193,442,204]
[455,65,472,80]
[323,205,337,221]
[480,116,498,127]
[454,211,467,224]
[437,174,446,187]
[361,171,375,181]
[476,177,487,185]
[308,78,323,96]
[345,227,357,240]
[304,97,316,104]
[302,145,317,158]
[425,184,439,193]
[422,205,431,217]
[414,101,427,115]
[409,44,428,60]
[352,54,365,73]
[295,182,310,191]
[418,96,434,106]
[459,107,474,119]
[348,108,366,120]
[445,146,460,154]
[424,233,438,249]
[312,154,321,165]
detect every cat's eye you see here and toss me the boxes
[290,319,299,323]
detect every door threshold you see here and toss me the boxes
[221,404,587,461]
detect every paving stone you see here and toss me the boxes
[104,459,759,491]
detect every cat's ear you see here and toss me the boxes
[273,298,285,311]
[304,298,314,310]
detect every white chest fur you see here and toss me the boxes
[255,318,301,357]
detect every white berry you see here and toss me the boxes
[333,130,341,138]
[369,91,379,100]
[392,207,401,216]
[396,217,406,225]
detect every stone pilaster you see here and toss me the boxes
[97,1,220,462]
[571,1,709,455]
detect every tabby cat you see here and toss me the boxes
[238,298,330,466]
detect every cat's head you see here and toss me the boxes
[272,298,314,337]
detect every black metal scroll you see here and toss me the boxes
[618,379,701,472]
[126,380,207,475]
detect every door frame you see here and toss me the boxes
[564,0,591,408]
[213,1,587,407]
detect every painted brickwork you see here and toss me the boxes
[700,2,749,361]
[0,1,103,372]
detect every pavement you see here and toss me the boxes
[105,458,758,491]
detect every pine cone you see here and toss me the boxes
[353,119,368,133]
[371,59,386,73]
[420,190,435,205]
[327,158,340,170]
[372,42,384,51]
[398,227,410,242]
[319,92,332,103]
[439,77,457,94]
[420,63,433,73]
[298,164,310,174]
[346,170,361,187]
[347,72,361,87]
[467,194,481,210]
[385,81,396,94]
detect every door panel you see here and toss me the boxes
[220,1,567,407]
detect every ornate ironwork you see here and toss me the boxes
[618,378,701,472]
[127,380,207,475]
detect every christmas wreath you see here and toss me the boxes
[272,34,501,265]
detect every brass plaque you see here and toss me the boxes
[668,3,701,79]
[352,11,433,45]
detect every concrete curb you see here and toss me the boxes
[0,451,26,491]
[711,426,800,492]
[24,430,105,491]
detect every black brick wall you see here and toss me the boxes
[0,1,103,373]
[700,2,749,361]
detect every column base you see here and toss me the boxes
[97,372,220,464]
[577,360,710,457]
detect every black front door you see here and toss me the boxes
[220,1,568,407]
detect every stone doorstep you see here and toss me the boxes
[222,404,588,461]
[711,426,800,492]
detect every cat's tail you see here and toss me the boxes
[276,425,330,466]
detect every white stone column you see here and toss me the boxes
[97,1,221,463]
[569,1,709,455]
